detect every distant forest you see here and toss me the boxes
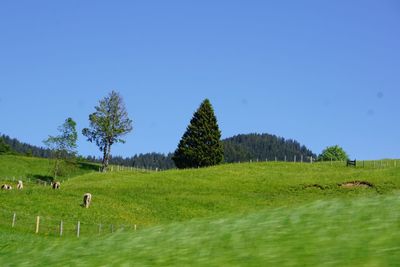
[223,133,316,163]
[0,134,52,158]
[1,133,316,170]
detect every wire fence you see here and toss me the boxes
[0,208,138,238]
[106,165,158,173]
[235,156,399,169]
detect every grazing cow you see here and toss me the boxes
[51,181,60,189]
[17,180,23,190]
[83,193,92,208]
[1,184,12,190]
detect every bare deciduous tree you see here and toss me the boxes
[82,91,133,172]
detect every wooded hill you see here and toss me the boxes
[223,133,316,163]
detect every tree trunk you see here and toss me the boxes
[54,158,59,179]
[101,144,108,172]
[101,142,112,172]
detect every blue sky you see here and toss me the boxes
[0,1,399,160]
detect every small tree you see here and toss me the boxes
[43,118,78,179]
[319,145,349,161]
[82,91,133,172]
[173,99,223,169]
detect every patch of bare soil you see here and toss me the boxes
[339,181,374,188]
[303,184,324,190]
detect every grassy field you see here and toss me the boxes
[1,195,400,266]
[0,155,97,182]
[0,155,399,265]
[1,157,399,232]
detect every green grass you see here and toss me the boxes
[1,194,400,266]
[1,155,400,265]
[0,155,97,183]
[1,159,399,233]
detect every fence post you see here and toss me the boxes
[12,213,16,228]
[301,155,303,163]
[134,224,137,231]
[60,221,63,236]
[98,224,102,234]
[77,221,80,238]
[35,216,40,234]
[294,155,296,162]
[275,157,277,162]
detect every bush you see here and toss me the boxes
[319,145,349,161]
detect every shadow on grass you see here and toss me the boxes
[78,162,100,172]
[27,174,54,182]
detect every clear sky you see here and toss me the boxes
[0,1,399,160]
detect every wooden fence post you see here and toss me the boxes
[35,216,40,234]
[12,213,16,228]
[60,221,63,236]
[77,221,80,238]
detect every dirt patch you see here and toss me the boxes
[339,181,374,188]
[303,184,325,190]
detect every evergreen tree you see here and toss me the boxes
[173,99,223,169]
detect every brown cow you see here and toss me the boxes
[83,193,92,208]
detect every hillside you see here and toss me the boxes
[1,155,400,266]
[1,195,400,266]
[0,155,97,182]
[1,156,399,233]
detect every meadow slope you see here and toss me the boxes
[1,195,400,266]
[1,156,399,234]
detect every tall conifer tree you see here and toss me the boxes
[173,99,223,169]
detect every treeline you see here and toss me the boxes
[0,134,52,158]
[1,132,316,169]
[86,153,175,170]
[86,133,316,168]
[223,133,316,163]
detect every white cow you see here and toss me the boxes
[17,180,23,190]
[83,193,92,208]
[51,181,60,189]
[1,184,12,190]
